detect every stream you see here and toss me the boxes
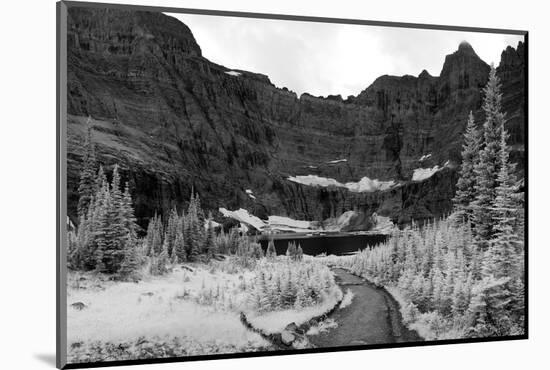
[308,268,422,347]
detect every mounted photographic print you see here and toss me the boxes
[56,1,528,368]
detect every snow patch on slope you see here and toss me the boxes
[219,208,266,230]
[412,166,441,181]
[419,153,432,161]
[288,175,395,193]
[245,189,256,200]
[268,216,312,230]
[225,70,242,77]
[345,177,396,192]
[327,159,347,164]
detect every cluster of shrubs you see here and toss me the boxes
[250,260,336,312]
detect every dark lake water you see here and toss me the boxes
[257,233,388,256]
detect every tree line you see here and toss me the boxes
[67,130,307,279]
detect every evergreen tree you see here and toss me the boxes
[164,207,179,258]
[77,122,97,218]
[100,168,127,273]
[491,128,521,279]
[286,241,297,260]
[266,239,277,259]
[184,191,203,261]
[466,276,512,337]
[453,111,481,223]
[119,239,141,280]
[93,182,110,273]
[174,231,186,263]
[95,165,107,194]
[296,244,304,261]
[145,214,163,256]
[73,165,141,275]
[472,65,506,248]
[256,271,271,312]
[121,182,139,243]
[204,219,216,259]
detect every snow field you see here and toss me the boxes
[288,174,396,192]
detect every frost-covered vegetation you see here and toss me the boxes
[67,253,340,362]
[245,258,341,334]
[66,263,269,363]
[249,260,336,313]
[321,66,525,340]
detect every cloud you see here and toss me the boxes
[167,13,524,98]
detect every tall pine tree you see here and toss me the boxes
[472,65,506,248]
[77,121,97,218]
[491,128,521,279]
[453,111,481,223]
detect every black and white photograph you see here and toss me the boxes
[57,1,526,367]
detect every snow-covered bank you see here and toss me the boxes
[287,174,396,193]
[246,286,342,334]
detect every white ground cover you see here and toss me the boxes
[66,265,268,351]
[411,165,442,181]
[419,153,432,161]
[287,174,395,192]
[225,70,242,76]
[246,286,342,334]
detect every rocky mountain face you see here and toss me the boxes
[66,7,525,228]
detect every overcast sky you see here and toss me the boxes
[167,13,524,98]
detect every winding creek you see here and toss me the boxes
[308,268,422,347]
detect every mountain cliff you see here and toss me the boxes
[66,7,525,228]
